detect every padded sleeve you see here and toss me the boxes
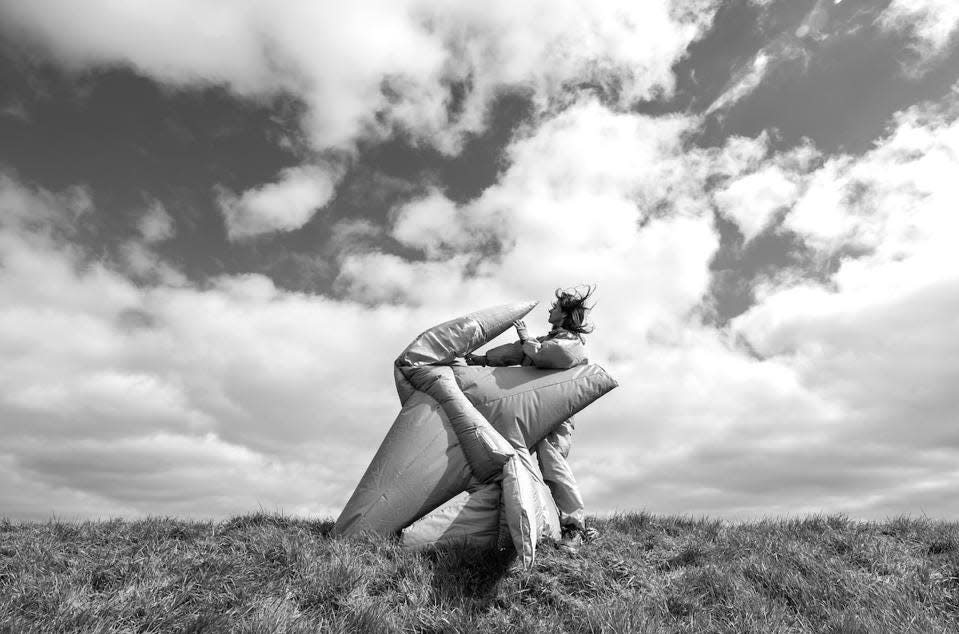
[522,337,588,370]
[485,341,525,367]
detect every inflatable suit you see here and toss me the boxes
[332,302,618,567]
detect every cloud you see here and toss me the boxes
[216,165,339,239]
[328,100,865,519]
[705,0,850,117]
[714,164,800,242]
[353,88,959,521]
[337,100,722,321]
[1,100,752,520]
[0,0,721,236]
[715,90,959,517]
[880,0,959,68]
[706,50,773,116]
[391,191,475,259]
[137,200,175,243]
[118,241,187,286]
[0,173,415,518]
[3,79,959,523]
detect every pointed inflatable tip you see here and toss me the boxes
[396,301,539,367]
[472,301,538,344]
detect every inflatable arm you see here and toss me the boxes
[394,302,539,482]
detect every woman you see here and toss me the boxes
[466,286,598,543]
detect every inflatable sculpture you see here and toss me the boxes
[332,302,618,567]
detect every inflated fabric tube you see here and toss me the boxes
[403,365,514,483]
[333,364,617,538]
[501,446,561,568]
[400,484,502,551]
[396,302,537,367]
[455,364,619,449]
[333,390,471,537]
[393,365,416,405]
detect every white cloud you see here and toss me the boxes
[0,174,415,518]
[880,0,959,67]
[3,101,769,520]
[3,62,959,524]
[391,191,474,259]
[6,81,959,522]
[118,241,188,286]
[717,93,959,517]
[337,100,721,324]
[329,100,855,519]
[349,88,959,521]
[714,164,800,242]
[785,99,959,260]
[321,95,959,519]
[0,0,721,236]
[137,200,175,243]
[216,165,339,239]
[706,50,772,116]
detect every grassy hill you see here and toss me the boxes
[2,512,959,632]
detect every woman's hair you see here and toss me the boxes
[553,284,595,335]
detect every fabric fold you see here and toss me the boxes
[402,365,514,483]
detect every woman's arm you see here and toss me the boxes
[468,320,533,367]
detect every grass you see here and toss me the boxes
[2,512,959,632]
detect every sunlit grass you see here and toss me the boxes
[2,512,959,632]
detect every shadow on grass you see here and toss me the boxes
[426,544,515,604]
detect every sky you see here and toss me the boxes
[1,0,958,522]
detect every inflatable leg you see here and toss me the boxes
[501,447,561,569]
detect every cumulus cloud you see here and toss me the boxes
[0,100,762,520]
[0,0,721,237]
[719,91,959,517]
[2,0,958,521]
[576,89,959,519]
[328,100,863,519]
[118,241,187,286]
[714,164,800,242]
[137,200,175,243]
[353,90,959,521]
[4,83,959,521]
[216,165,339,239]
[880,0,959,67]
[0,173,423,518]
[337,101,720,320]
[391,191,475,259]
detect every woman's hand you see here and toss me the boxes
[464,353,487,366]
[513,320,529,343]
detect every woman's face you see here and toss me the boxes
[548,304,565,326]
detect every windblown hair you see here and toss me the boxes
[553,284,596,335]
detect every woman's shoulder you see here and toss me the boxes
[546,328,586,344]
[532,330,588,369]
